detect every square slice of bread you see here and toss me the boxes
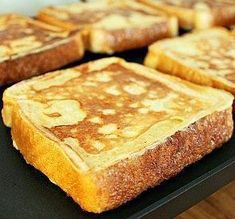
[145,28,235,96]
[0,14,84,85]
[2,57,233,213]
[37,0,178,54]
[139,0,235,29]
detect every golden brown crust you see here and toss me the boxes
[195,5,235,29]
[4,57,233,213]
[91,108,233,211]
[11,102,233,212]
[11,106,105,213]
[144,28,235,100]
[0,34,84,85]
[139,0,195,29]
[139,0,235,29]
[144,49,235,95]
[89,21,175,54]
[37,1,178,54]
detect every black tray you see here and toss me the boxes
[0,49,234,219]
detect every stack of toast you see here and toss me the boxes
[1,0,235,215]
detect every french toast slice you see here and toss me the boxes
[145,28,235,97]
[37,0,178,54]
[2,57,233,213]
[139,0,235,29]
[0,14,84,85]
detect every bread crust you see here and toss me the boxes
[10,101,233,213]
[11,107,105,213]
[37,2,178,54]
[93,108,233,211]
[89,18,177,54]
[144,49,235,95]
[139,0,235,29]
[36,19,178,54]
[211,6,235,27]
[0,34,84,85]
[139,0,195,29]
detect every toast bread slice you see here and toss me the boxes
[37,0,178,54]
[0,14,84,85]
[2,57,233,213]
[145,28,235,96]
[139,0,235,29]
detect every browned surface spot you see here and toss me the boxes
[196,36,235,82]
[0,14,84,85]
[0,23,63,45]
[168,33,235,83]
[0,14,70,57]
[23,62,208,155]
[39,2,172,52]
[91,108,233,211]
[0,37,82,85]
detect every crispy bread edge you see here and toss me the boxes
[0,34,84,85]
[139,0,235,29]
[88,17,178,54]
[8,98,233,213]
[144,48,235,95]
[37,5,178,54]
[92,107,233,211]
[195,5,235,29]
[11,106,106,213]
[139,0,196,29]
